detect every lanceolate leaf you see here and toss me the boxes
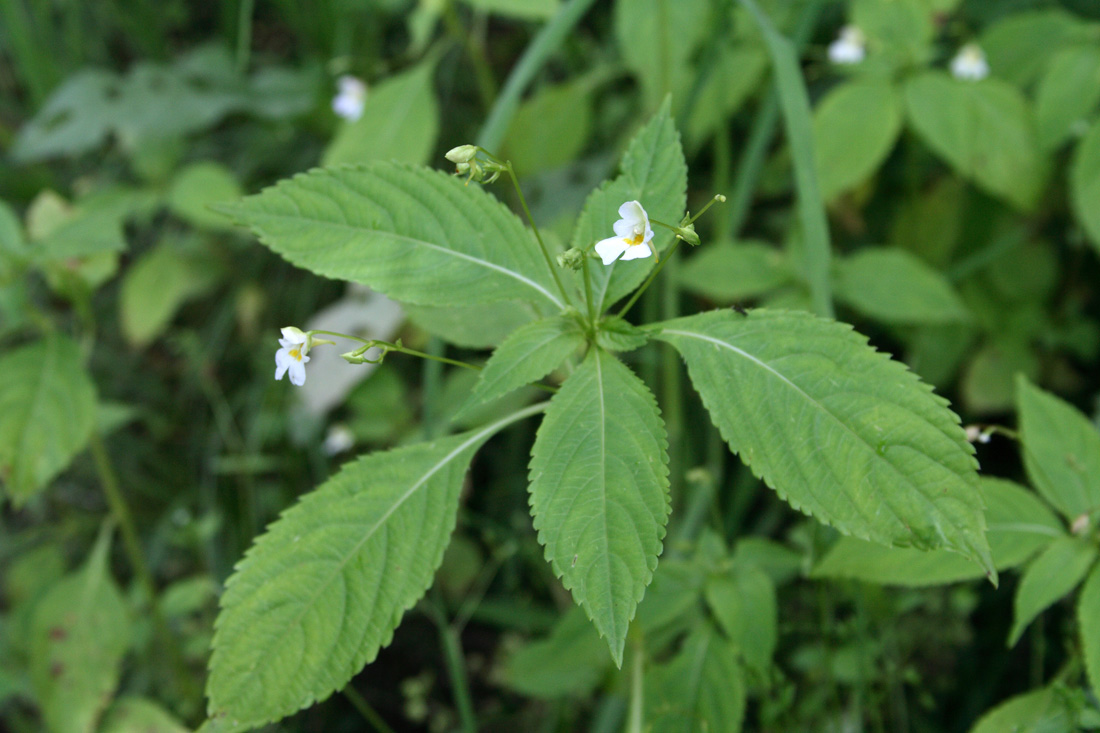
[1079,563,1100,698]
[528,348,670,665]
[654,309,995,578]
[833,248,970,325]
[645,624,746,733]
[205,404,544,731]
[218,163,566,311]
[969,686,1074,733]
[569,99,687,314]
[458,315,584,416]
[1016,375,1100,520]
[1008,535,1096,647]
[0,334,97,505]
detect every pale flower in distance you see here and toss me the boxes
[951,44,989,81]
[594,201,655,266]
[275,327,310,386]
[828,25,866,65]
[332,75,368,121]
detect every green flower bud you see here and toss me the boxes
[556,247,586,270]
[674,223,700,246]
[445,145,478,164]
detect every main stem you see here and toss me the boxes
[616,239,683,320]
[504,162,571,305]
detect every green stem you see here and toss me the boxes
[475,0,599,150]
[660,250,683,504]
[342,686,397,733]
[726,89,779,238]
[626,636,645,733]
[442,0,497,110]
[235,0,255,73]
[428,596,478,733]
[309,331,482,371]
[616,239,683,320]
[581,254,596,329]
[504,161,572,305]
[421,337,445,441]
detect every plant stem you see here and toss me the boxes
[626,636,645,733]
[342,686,397,733]
[581,254,596,329]
[726,89,779,238]
[616,239,683,320]
[235,0,255,73]
[421,337,446,441]
[442,0,497,110]
[504,161,572,305]
[428,596,478,733]
[309,330,482,371]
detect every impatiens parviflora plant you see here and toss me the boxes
[202,102,996,732]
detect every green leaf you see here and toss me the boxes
[851,0,934,71]
[1008,535,1097,647]
[323,59,439,167]
[206,407,541,730]
[613,0,711,111]
[458,315,583,415]
[813,79,904,201]
[645,625,746,733]
[1016,375,1100,520]
[119,237,222,347]
[100,697,189,733]
[1071,119,1100,257]
[1080,564,1100,699]
[569,99,688,314]
[499,607,611,699]
[528,348,670,665]
[889,177,965,267]
[962,341,1038,415]
[1035,45,1100,150]
[704,561,776,672]
[0,199,27,279]
[405,301,537,348]
[904,72,1047,211]
[833,248,970,325]
[218,162,566,310]
[167,161,244,230]
[595,316,649,353]
[813,477,1064,586]
[0,335,97,505]
[503,79,592,176]
[979,9,1091,88]
[654,309,995,578]
[678,240,793,303]
[30,527,131,733]
[969,686,1074,733]
[684,43,767,149]
[459,0,560,20]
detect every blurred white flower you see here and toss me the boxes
[594,200,655,266]
[322,423,355,455]
[275,327,310,386]
[951,44,989,81]
[828,25,866,65]
[332,75,368,121]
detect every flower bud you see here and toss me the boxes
[556,248,586,270]
[445,145,478,164]
[674,223,700,246]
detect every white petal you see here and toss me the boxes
[618,200,646,223]
[620,243,653,261]
[288,361,307,386]
[281,327,308,344]
[595,236,629,265]
[275,361,289,381]
[613,218,634,239]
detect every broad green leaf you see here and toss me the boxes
[167,161,244,230]
[613,0,711,111]
[813,79,903,201]
[969,686,1074,733]
[11,70,119,161]
[30,188,142,261]
[1016,375,1100,520]
[323,59,439,167]
[458,315,583,415]
[645,625,746,733]
[1035,45,1100,150]
[119,237,222,347]
[499,607,611,699]
[731,537,803,585]
[569,100,688,313]
[30,528,131,733]
[833,248,970,325]
[704,561,776,672]
[654,309,995,578]
[504,80,591,176]
[852,0,934,71]
[889,177,965,267]
[962,340,1038,415]
[0,335,97,505]
[979,10,1091,88]
[813,477,1064,586]
[1071,119,1100,256]
[1008,535,1096,647]
[678,240,793,303]
[634,559,705,640]
[595,316,649,353]
[218,163,567,310]
[528,349,670,665]
[460,0,560,20]
[405,300,537,348]
[100,697,189,733]
[1080,564,1100,698]
[206,407,542,730]
[904,72,1047,211]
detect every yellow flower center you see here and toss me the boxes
[289,348,303,361]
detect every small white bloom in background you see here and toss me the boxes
[332,75,368,121]
[322,423,355,455]
[275,327,310,386]
[828,25,866,65]
[951,44,989,81]
[595,200,655,266]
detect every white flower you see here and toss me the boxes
[951,44,989,81]
[275,327,310,386]
[332,75,368,121]
[322,423,355,455]
[594,201,655,266]
[828,25,866,65]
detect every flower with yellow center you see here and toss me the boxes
[594,200,655,266]
[274,327,311,386]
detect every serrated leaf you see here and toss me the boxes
[405,300,536,348]
[704,561,776,672]
[613,0,711,111]
[100,697,189,733]
[528,348,670,665]
[645,625,746,733]
[323,59,439,167]
[654,309,995,578]
[458,315,583,416]
[969,686,1074,733]
[904,72,1047,211]
[1008,535,1097,647]
[499,607,611,699]
[595,316,649,352]
[678,240,793,303]
[0,335,97,505]
[1016,375,1100,520]
[206,408,541,730]
[1080,564,1100,698]
[29,527,131,733]
[813,79,904,200]
[569,100,687,314]
[1035,45,1100,150]
[813,477,1064,586]
[219,163,566,310]
[833,248,970,325]
[1071,119,1100,257]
